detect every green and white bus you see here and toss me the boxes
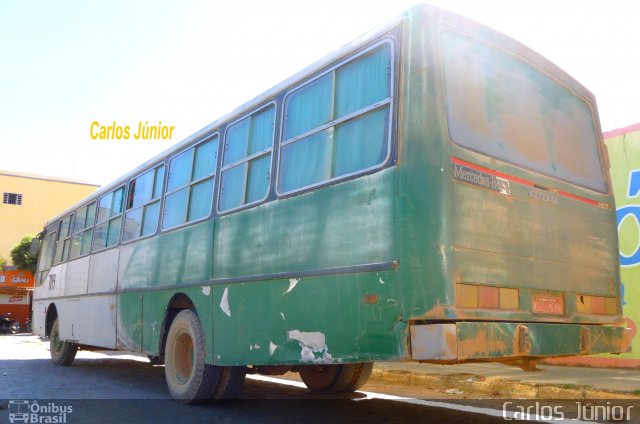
[33,4,630,403]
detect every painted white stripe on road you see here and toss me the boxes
[246,374,601,424]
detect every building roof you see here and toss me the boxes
[0,170,100,188]
[603,122,640,139]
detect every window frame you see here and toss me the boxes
[35,228,57,287]
[92,184,127,253]
[438,27,609,195]
[3,192,22,205]
[40,229,58,271]
[161,133,220,231]
[217,101,277,215]
[276,39,395,197]
[68,201,97,260]
[122,163,166,244]
[53,214,73,264]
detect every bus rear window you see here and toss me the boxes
[441,30,607,193]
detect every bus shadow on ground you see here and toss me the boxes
[0,357,506,424]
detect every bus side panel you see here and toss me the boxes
[59,295,117,348]
[88,248,120,293]
[39,263,67,299]
[118,220,214,290]
[211,167,399,365]
[141,286,214,363]
[212,269,406,366]
[33,300,47,337]
[213,168,397,279]
[118,221,214,354]
[64,256,90,296]
[396,9,453,319]
[117,239,159,351]
[117,292,142,351]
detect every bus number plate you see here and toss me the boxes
[532,294,564,315]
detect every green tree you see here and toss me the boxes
[0,256,6,271]
[10,234,37,273]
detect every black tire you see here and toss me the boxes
[9,322,19,334]
[50,318,77,366]
[164,309,245,404]
[211,366,247,401]
[299,362,373,394]
[147,355,164,365]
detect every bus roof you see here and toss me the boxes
[44,6,409,227]
[43,3,596,226]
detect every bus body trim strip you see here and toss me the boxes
[451,157,606,207]
[34,260,399,301]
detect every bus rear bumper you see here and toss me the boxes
[410,321,631,362]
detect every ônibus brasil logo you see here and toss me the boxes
[8,400,72,423]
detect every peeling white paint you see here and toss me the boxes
[269,341,278,355]
[283,278,299,294]
[201,286,210,296]
[287,330,333,363]
[220,287,231,317]
[300,345,316,362]
[253,343,261,350]
[280,312,285,320]
[377,275,386,285]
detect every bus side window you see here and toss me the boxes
[279,43,392,194]
[36,230,57,285]
[123,165,165,241]
[163,136,218,229]
[219,104,275,212]
[69,202,96,259]
[92,186,125,251]
[53,216,72,264]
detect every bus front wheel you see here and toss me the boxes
[50,318,77,366]
[299,362,373,394]
[164,309,245,404]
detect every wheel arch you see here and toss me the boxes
[158,293,196,358]
[45,303,58,337]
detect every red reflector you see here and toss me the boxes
[478,286,499,309]
[363,294,379,304]
[591,296,605,314]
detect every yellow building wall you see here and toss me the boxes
[0,172,99,265]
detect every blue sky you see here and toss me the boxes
[1,0,638,186]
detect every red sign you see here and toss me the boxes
[532,294,564,315]
[9,295,23,303]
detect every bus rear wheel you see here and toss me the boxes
[164,309,245,404]
[50,318,77,366]
[299,362,373,394]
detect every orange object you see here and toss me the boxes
[0,270,34,328]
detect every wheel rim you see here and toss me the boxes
[301,365,341,391]
[51,324,63,355]
[172,330,194,384]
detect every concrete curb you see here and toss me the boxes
[369,367,639,399]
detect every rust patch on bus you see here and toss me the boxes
[513,325,531,355]
[416,303,449,319]
[458,327,509,360]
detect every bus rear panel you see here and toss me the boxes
[402,6,630,364]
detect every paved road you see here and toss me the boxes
[1,334,638,423]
